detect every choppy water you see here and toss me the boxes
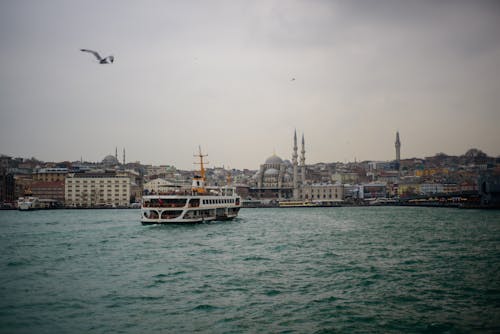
[0,207,499,333]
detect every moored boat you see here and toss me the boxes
[278,200,321,208]
[278,199,343,208]
[17,196,41,211]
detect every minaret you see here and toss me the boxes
[115,147,118,160]
[301,134,306,187]
[292,130,299,199]
[122,148,126,165]
[395,131,401,173]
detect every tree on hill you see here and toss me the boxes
[462,148,488,164]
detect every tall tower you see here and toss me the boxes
[395,131,401,172]
[115,147,118,160]
[292,130,299,199]
[301,134,306,187]
[123,148,126,165]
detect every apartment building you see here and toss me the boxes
[65,172,130,207]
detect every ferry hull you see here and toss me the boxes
[141,194,241,225]
[141,214,238,225]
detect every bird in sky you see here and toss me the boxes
[80,49,114,64]
[291,78,296,81]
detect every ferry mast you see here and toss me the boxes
[192,146,208,194]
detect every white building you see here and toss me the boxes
[65,172,131,207]
[302,183,344,202]
[420,183,444,195]
[145,165,176,177]
[143,178,180,194]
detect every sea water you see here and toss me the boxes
[0,207,499,333]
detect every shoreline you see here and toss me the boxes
[3,204,499,211]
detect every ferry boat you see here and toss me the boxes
[278,200,321,208]
[141,148,241,224]
[278,200,342,208]
[17,196,41,211]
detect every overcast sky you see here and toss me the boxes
[1,0,499,169]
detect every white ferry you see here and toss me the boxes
[17,196,41,211]
[141,149,241,224]
[278,200,321,208]
[278,199,343,208]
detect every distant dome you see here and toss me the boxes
[102,155,119,165]
[264,168,279,176]
[265,154,283,165]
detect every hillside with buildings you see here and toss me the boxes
[1,133,500,209]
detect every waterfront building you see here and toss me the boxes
[31,181,65,203]
[13,175,33,199]
[143,178,180,194]
[116,169,142,202]
[33,168,68,182]
[0,172,15,203]
[65,172,131,207]
[302,183,344,203]
[360,183,388,199]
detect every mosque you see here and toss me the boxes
[102,147,126,167]
[250,130,307,199]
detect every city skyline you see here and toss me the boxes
[1,1,500,170]
[1,140,495,172]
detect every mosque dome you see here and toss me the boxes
[265,154,283,165]
[102,155,119,165]
[264,168,279,176]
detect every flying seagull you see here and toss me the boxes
[80,49,114,64]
